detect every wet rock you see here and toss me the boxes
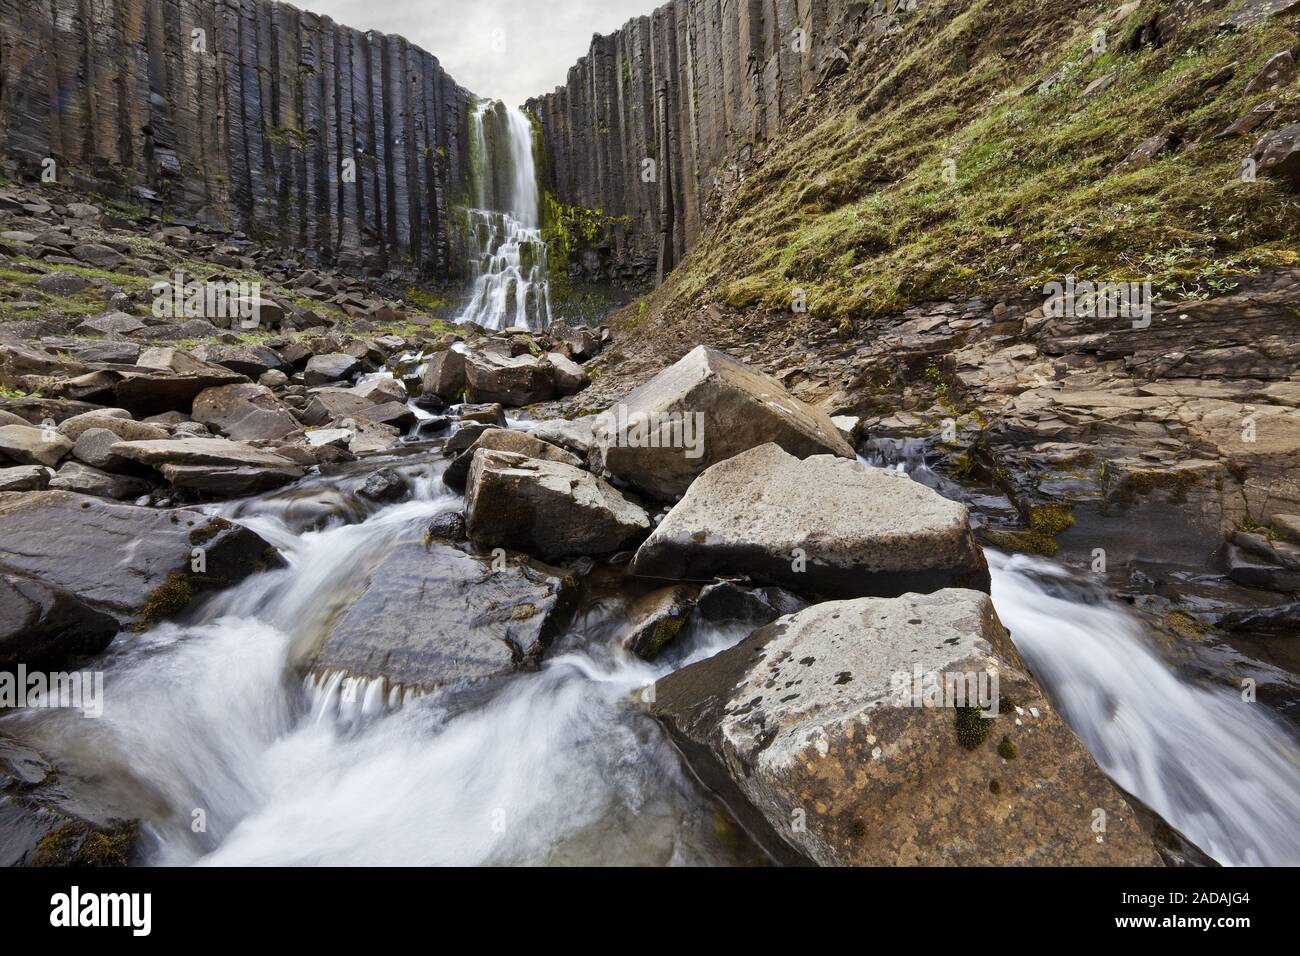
[0,570,119,669]
[0,737,138,868]
[420,349,467,401]
[1227,544,1300,592]
[0,465,52,492]
[1218,602,1300,635]
[621,584,699,659]
[465,351,556,406]
[443,427,583,491]
[357,467,408,502]
[590,347,854,500]
[631,444,989,599]
[650,589,1161,866]
[304,353,362,387]
[48,462,152,500]
[0,491,279,626]
[193,383,302,441]
[425,510,467,542]
[465,450,651,560]
[0,424,73,467]
[308,540,575,691]
[691,580,809,628]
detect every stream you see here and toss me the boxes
[7,433,1300,866]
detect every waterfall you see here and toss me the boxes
[455,101,553,332]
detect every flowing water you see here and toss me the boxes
[6,436,1300,866]
[455,101,552,332]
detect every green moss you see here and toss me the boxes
[668,0,1300,325]
[996,736,1018,760]
[1165,609,1210,640]
[646,616,686,657]
[188,517,231,546]
[31,821,135,867]
[955,705,990,750]
[1114,468,1203,505]
[137,572,193,629]
[984,502,1075,556]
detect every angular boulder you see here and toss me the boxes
[304,353,361,387]
[110,437,305,495]
[590,346,854,500]
[0,465,51,492]
[651,589,1161,866]
[0,425,72,468]
[48,462,153,500]
[0,492,278,626]
[308,540,575,692]
[443,427,583,491]
[420,349,467,401]
[465,450,651,560]
[465,351,555,406]
[631,444,989,599]
[620,584,699,659]
[192,383,302,441]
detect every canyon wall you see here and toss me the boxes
[0,0,477,276]
[527,0,917,284]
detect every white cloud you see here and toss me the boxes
[293,0,656,106]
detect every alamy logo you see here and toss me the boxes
[50,886,151,936]
[1043,276,1153,329]
[595,404,705,459]
[151,270,262,328]
[0,665,103,718]
[889,665,1000,717]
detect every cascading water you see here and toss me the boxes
[455,101,553,332]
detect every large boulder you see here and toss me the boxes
[631,444,989,599]
[0,425,72,468]
[191,343,288,379]
[589,346,854,500]
[307,540,575,692]
[465,450,651,561]
[420,349,467,401]
[193,383,302,441]
[443,427,582,491]
[56,413,168,443]
[0,571,120,668]
[546,352,589,396]
[1245,121,1300,189]
[0,491,279,626]
[304,353,361,387]
[0,466,51,492]
[48,462,153,500]
[465,351,555,406]
[651,589,1161,866]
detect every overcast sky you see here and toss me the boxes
[295,0,657,106]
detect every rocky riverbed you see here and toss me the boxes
[2,175,1300,867]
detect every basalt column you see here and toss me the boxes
[0,0,478,277]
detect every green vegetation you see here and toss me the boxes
[985,502,1076,556]
[955,705,991,750]
[31,822,135,867]
[674,0,1300,324]
[136,572,194,630]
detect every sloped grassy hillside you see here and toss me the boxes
[665,0,1299,332]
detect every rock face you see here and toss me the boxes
[528,0,905,281]
[308,541,575,691]
[591,346,854,500]
[0,491,278,627]
[465,450,651,560]
[631,444,990,598]
[0,0,477,275]
[651,589,1161,866]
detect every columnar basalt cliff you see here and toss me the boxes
[0,0,477,276]
[527,0,917,283]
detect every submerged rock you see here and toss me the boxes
[651,589,1161,866]
[465,450,651,561]
[0,491,279,627]
[308,541,575,691]
[631,444,989,599]
[589,346,854,500]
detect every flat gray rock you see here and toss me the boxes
[631,443,989,598]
